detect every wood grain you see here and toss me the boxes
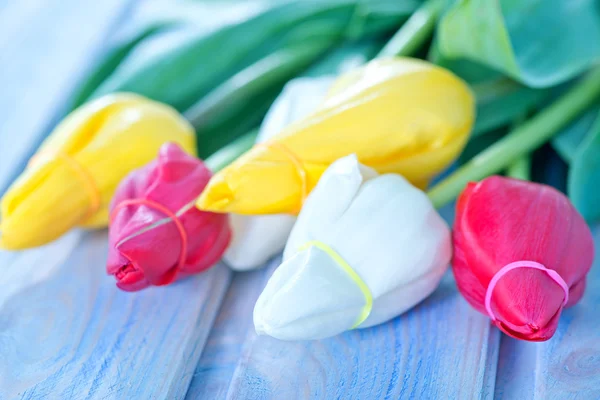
[186,261,276,399]
[495,225,600,400]
[2,1,600,398]
[221,269,500,400]
[192,205,502,400]
[0,231,232,399]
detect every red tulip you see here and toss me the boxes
[107,143,231,291]
[452,176,594,341]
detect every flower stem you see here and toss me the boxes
[428,67,600,208]
[505,115,531,180]
[205,128,259,172]
[506,156,531,181]
[377,0,443,58]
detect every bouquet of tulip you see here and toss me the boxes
[1,0,599,345]
[197,0,600,342]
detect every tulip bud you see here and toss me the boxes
[107,143,230,291]
[453,176,595,341]
[224,77,333,271]
[253,154,451,340]
[197,57,474,215]
[0,94,196,250]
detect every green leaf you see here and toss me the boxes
[187,39,381,158]
[75,0,418,113]
[430,42,549,136]
[569,111,600,223]
[305,40,379,77]
[189,39,381,158]
[427,67,600,209]
[206,129,260,172]
[551,105,600,164]
[437,0,600,87]
[70,1,265,109]
[471,77,548,136]
[457,128,506,165]
[70,0,419,157]
[505,155,530,181]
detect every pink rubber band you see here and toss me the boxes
[110,199,188,271]
[485,261,569,321]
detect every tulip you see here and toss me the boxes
[254,154,451,340]
[0,94,196,250]
[225,77,333,271]
[196,57,475,216]
[107,143,230,291]
[452,176,595,341]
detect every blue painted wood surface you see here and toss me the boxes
[0,0,135,193]
[0,1,235,398]
[1,1,599,399]
[495,225,600,400]
[0,233,230,399]
[203,252,502,399]
[187,262,274,400]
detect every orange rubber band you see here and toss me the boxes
[110,199,188,270]
[29,151,101,219]
[256,141,307,211]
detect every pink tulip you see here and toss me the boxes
[453,176,594,341]
[107,143,231,291]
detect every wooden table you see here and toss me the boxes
[1,1,598,399]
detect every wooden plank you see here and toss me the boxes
[0,0,134,193]
[495,225,600,400]
[201,206,501,399]
[222,271,500,399]
[0,231,232,399]
[186,262,276,399]
[0,1,236,398]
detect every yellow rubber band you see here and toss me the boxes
[298,240,372,329]
[30,151,101,220]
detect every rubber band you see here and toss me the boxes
[256,142,307,212]
[298,240,372,328]
[30,151,101,219]
[111,199,188,271]
[485,260,569,321]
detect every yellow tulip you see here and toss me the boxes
[0,93,196,250]
[197,57,475,215]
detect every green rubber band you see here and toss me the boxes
[298,240,373,329]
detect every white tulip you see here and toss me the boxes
[254,154,452,340]
[224,77,335,271]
